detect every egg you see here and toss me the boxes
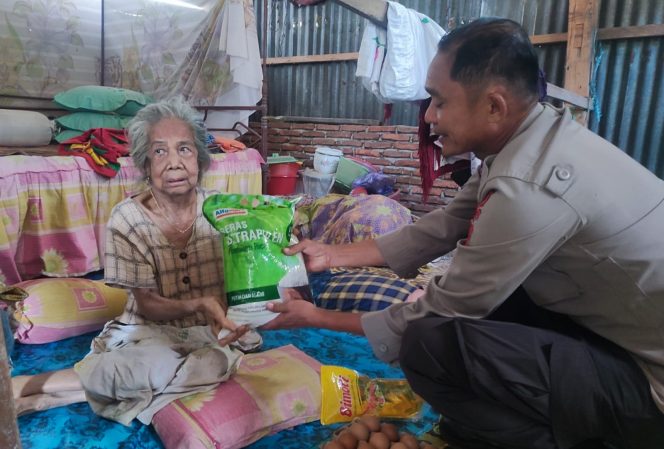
[359,415,381,432]
[349,422,371,442]
[336,430,359,449]
[380,423,399,442]
[369,431,391,449]
[399,433,419,449]
[323,441,345,449]
[357,441,377,449]
[390,443,408,449]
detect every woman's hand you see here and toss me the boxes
[198,296,249,346]
[283,238,331,272]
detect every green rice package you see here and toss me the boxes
[203,193,308,328]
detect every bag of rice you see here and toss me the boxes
[203,193,309,328]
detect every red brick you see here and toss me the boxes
[364,157,393,166]
[340,125,367,132]
[433,179,460,189]
[337,140,363,147]
[282,129,304,137]
[382,133,412,142]
[268,136,289,144]
[396,125,418,134]
[364,142,392,149]
[301,131,326,138]
[294,123,315,130]
[325,131,352,139]
[395,160,420,168]
[394,142,419,151]
[380,150,402,158]
[355,149,384,157]
[368,125,396,132]
[280,143,304,152]
[311,138,338,146]
[270,121,291,129]
[316,124,340,131]
[289,137,314,145]
[353,132,381,140]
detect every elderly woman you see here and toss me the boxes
[12,97,248,425]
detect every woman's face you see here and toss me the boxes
[147,117,199,197]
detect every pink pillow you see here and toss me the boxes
[152,344,322,449]
[11,278,127,344]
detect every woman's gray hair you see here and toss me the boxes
[126,96,210,182]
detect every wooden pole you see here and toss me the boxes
[332,0,387,27]
[564,0,600,124]
[0,317,21,449]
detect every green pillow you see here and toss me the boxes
[54,129,83,143]
[55,112,132,132]
[53,85,152,115]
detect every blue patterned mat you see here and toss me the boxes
[13,328,436,449]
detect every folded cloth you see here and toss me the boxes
[0,283,29,303]
[58,128,129,178]
[214,136,246,153]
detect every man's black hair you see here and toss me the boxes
[438,18,540,99]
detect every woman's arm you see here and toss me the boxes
[132,288,247,343]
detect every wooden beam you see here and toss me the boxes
[0,318,21,449]
[564,0,600,123]
[546,82,590,109]
[332,0,387,28]
[266,52,360,65]
[598,23,664,41]
[531,32,568,45]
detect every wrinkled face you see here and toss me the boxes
[424,52,487,158]
[147,118,199,197]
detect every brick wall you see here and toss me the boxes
[257,120,461,215]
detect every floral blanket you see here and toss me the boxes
[294,194,413,245]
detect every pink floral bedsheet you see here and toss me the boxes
[0,149,264,285]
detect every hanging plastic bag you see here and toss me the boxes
[351,172,396,196]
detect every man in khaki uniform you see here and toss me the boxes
[263,18,664,449]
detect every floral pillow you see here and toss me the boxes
[10,278,127,344]
[152,344,321,449]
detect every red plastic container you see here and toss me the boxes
[267,162,300,195]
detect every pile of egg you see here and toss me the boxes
[322,415,436,449]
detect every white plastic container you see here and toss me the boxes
[313,147,343,174]
[303,168,335,198]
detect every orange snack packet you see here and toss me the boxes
[320,365,424,425]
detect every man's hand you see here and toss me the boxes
[283,239,331,272]
[260,300,320,330]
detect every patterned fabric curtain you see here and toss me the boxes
[0,0,101,103]
[0,0,262,132]
[104,0,263,131]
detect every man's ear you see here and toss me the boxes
[485,86,509,124]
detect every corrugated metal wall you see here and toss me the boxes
[254,0,664,178]
[591,0,664,178]
[255,0,569,125]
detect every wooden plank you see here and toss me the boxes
[530,32,568,45]
[598,23,664,41]
[332,0,387,28]
[0,318,22,449]
[546,82,590,109]
[564,0,600,123]
[266,52,360,66]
